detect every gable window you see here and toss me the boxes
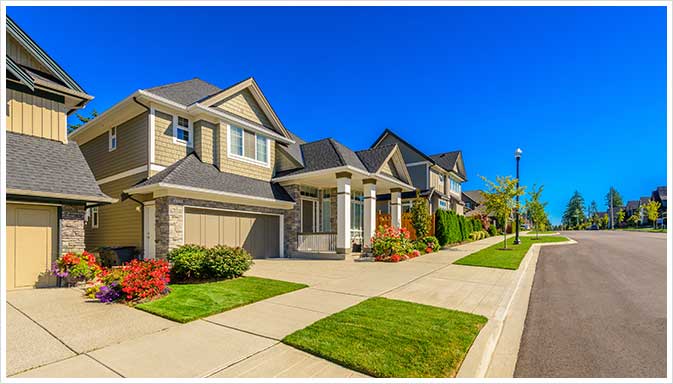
[228,124,270,166]
[108,127,117,151]
[450,178,461,194]
[91,207,99,229]
[173,116,192,146]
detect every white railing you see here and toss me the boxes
[297,232,337,252]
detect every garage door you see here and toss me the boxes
[184,208,280,259]
[6,204,58,289]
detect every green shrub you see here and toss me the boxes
[205,246,253,279]
[458,215,468,241]
[447,211,461,244]
[415,236,440,253]
[435,210,450,247]
[488,225,499,236]
[167,244,208,281]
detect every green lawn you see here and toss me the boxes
[453,236,569,270]
[136,276,307,323]
[617,228,667,233]
[283,297,487,378]
[523,230,557,235]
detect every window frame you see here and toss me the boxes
[226,124,271,167]
[172,115,193,147]
[108,127,117,152]
[91,207,99,229]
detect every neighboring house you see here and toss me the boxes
[462,190,483,213]
[370,129,467,216]
[651,186,667,227]
[70,77,414,260]
[625,200,640,219]
[5,18,114,289]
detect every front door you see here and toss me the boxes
[301,199,318,232]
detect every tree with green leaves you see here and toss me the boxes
[409,190,431,238]
[616,209,625,227]
[434,209,450,246]
[627,211,640,227]
[605,187,624,214]
[589,200,599,218]
[68,109,99,133]
[643,200,661,229]
[562,191,586,229]
[525,184,549,239]
[600,214,609,229]
[480,175,525,249]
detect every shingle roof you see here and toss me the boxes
[144,78,222,106]
[278,131,306,167]
[6,132,111,202]
[625,200,639,210]
[655,186,667,201]
[640,197,650,205]
[355,144,396,173]
[430,151,466,179]
[462,190,484,205]
[131,154,293,202]
[275,138,369,177]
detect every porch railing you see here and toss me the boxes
[297,232,337,252]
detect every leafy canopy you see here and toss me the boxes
[480,175,525,248]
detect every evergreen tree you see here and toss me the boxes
[435,210,450,246]
[605,187,624,211]
[410,190,431,238]
[562,191,586,229]
[68,109,99,133]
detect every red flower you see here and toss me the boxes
[426,247,433,254]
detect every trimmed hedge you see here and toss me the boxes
[167,244,253,282]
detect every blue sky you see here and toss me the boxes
[9,6,667,224]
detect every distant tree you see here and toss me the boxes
[68,109,99,133]
[589,201,599,218]
[643,200,661,229]
[525,184,548,239]
[616,209,625,226]
[409,190,431,238]
[480,175,525,249]
[600,214,609,229]
[627,211,640,227]
[605,187,624,212]
[563,191,586,229]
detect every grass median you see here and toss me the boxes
[453,235,569,270]
[136,276,307,323]
[283,297,487,378]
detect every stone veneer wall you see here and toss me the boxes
[283,185,301,257]
[154,196,288,259]
[60,204,86,253]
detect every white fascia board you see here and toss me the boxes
[271,165,366,183]
[376,173,415,192]
[68,91,140,140]
[7,189,117,204]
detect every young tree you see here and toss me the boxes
[562,191,586,229]
[616,209,625,227]
[600,214,609,230]
[480,175,525,249]
[409,190,431,238]
[525,184,548,239]
[643,200,661,229]
[627,211,640,227]
[589,200,599,218]
[68,109,99,133]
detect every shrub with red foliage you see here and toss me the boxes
[121,259,170,302]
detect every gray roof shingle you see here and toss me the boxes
[355,144,396,173]
[144,78,221,106]
[275,138,370,177]
[430,151,466,179]
[278,131,306,167]
[6,132,111,202]
[131,154,293,202]
[625,200,639,210]
[462,190,484,205]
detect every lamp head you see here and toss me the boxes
[515,148,523,159]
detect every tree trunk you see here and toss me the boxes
[503,221,508,249]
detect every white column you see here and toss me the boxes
[336,172,352,254]
[363,179,377,251]
[391,188,402,228]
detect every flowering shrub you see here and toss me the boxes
[96,282,121,303]
[371,225,414,260]
[121,259,170,302]
[51,251,102,283]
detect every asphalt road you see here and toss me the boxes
[514,230,668,378]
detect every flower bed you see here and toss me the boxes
[371,226,439,262]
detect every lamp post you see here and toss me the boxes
[514,148,523,245]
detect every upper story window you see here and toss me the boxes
[228,124,270,167]
[108,127,117,151]
[438,173,445,189]
[450,178,461,194]
[173,116,192,147]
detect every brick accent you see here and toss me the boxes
[60,204,86,253]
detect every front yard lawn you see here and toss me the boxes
[453,236,568,270]
[136,276,307,323]
[283,297,487,378]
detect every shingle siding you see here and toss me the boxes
[154,110,194,166]
[213,89,273,128]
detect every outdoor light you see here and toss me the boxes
[514,148,523,244]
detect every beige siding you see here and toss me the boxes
[85,173,145,249]
[154,110,194,166]
[213,89,273,128]
[194,120,216,164]
[8,35,49,73]
[217,122,275,181]
[79,112,148,179]
[6,89,66,143]
[380,159,402,180]
[430,170,445,192]
[275,147,299,173]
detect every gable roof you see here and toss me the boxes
[625,200,639,210]
[640,197,650,205]
[371,128,437,165]
[430,151,467,180]
[653,186,667,201]
[356,144,397,173]
[7,16,87,94]
[6,132,113,203]
[144,78,221,106]
[130,154,293,202]
[278,131,306,167]
[462,190,484,205]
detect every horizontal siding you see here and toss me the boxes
[85,173,146,250]
[79,112,148,179]
[213,89,273,128]
[154,110,194,166]
[6,89,66,143]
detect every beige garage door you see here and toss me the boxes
[184,208,280,259]
[6,204,58,289]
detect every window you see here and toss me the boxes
[108,127,117,151]
[450,178,461,194]
[228,125,270,166]
[173,116,192,146]
[439,200,448,210]
[438,174,445,187]
[321,198,331,232]
[401,200,413,213]
[91,207,99,229]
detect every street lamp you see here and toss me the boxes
[514,148,523,245]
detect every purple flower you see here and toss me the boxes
[95,283,121,303]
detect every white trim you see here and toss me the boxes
[172,114,193,147]
[6,201,63,207]
[96,165,149,185]
[6,188,117,204]
[91,207,99,229]
[149,106,156,164]
[226,123,271,168]
[272,165,415,191]
[279,214,284,258]
[150,164,166,172]
[108,127,117,151]
[405,161,431,167]
[63,112,68,144]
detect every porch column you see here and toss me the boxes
[363,179,377,252]
[391,188,402,228]
[336,172,352,254]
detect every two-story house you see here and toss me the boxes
[5,18,113,289]
[370,129,467,216]
[70,78,414,260]
[651,186,667,227]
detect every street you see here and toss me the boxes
[515,230,667,378]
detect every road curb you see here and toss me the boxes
[457,237,577,378]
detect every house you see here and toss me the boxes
[369,129,467,216]
[625,200,640,219]
[5,18,114,289]
[69,77,414,260]
[651,186,667,227]
[462,190,483,213]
